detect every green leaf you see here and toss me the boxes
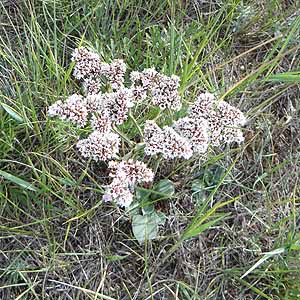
[132,211,166,244]
[151,179,175,200]
[142,204,155,215]
[1,103,24,123]
[240,247,286,279]
[136,187,152,201]
[181,214,228,240]
[191,179,205,193]
[0,170,38,192]
[191,179,206,203]
[265,72,300,83]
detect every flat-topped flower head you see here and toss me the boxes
[104,177,133,207]
[143,121,164,156]
[130,68,158,102]
[161,127,193,159]
[85,94,103,113]
[217,100,246,126]
[188,92,246,146]
[130,68,181,110]
[103,88,134,125]
[71,47,102,80]
[188,92,215,119]
[151,74,181,111]
[91,111,112,133]
[108,159,154,184]
[144,121,193,159]
[104,159,154,207]
[103,59,127,89]
[76,130,120,161]
[83,77,101,95]
[173,117,209,153]
[48,94,88,127]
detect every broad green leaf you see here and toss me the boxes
[191,179,206,203]
[136,187,152,201]
[142,204,155,215]
[151,179,175,200]
[132,211,166,244]
[1,103,24,123]
[0,170,38,192]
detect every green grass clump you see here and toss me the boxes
[1,0,300,299]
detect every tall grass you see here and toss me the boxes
[1,0,300,299]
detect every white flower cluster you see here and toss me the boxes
[102,59,127,90]
[144,121,193,159]
[76,130,120,161]
[173,117,209,153]
[144,92,246,159]
[91,111,112,133]
[130,68,181,110]
[49,47,186,163]
[188,92,246,146]
[103,159,154,207]
[102,88,134,125]
[48,94,88,127]
[71,47,127,94]
[72,47,102,80]
[48,47,247,212]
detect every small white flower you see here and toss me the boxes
[103,88,134,125]
[91,111,112,133]
[144,121,193,159]
[173,117,209,153]
[109,159,154,184]
[103,59,127,90]
[104,159,154,207]
[48,94,88,127]
[105,177,134,207]
[188,92,246,146]
[72,47,102,80]
[130,68,182,110]
[76,130,120,161]
[83,77,101,95]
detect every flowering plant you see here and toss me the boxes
[49,47,246,242]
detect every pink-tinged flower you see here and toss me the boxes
[173,117,209,153]
[130,68,181,110]
[188,92,246,146]
[48,94,88,127]
[144,121,193,159]
[103,88,134,125]
[143,121,164,155]
[76,130,120,161]
[104,159,154,207]
[104,177,134,207]
[217,100,247,126]
[85,94,103,113]
[108,159,154,184]
[161,127,193,159]
[71,47,102,80]
[188,92,215,119]
[151,74,181,111]
[102,59,127,90]
[83,77,101,95]
[91,111,112,133]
